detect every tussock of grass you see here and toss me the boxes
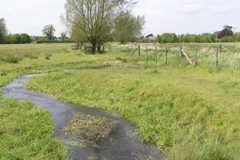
[28,67,240,160]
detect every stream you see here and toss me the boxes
[2,74,164,160]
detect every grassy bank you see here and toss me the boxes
[28,66,240,159]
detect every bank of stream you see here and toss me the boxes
[3,74,164,160]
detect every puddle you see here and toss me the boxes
[2,74,164,160]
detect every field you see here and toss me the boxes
[1,43,240,159]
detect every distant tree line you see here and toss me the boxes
[156,25,239,43]
[0,19,73,44]
[6,33,32,44]
[156,33,240,43]
[37,24,73,43]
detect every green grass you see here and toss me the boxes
[0,96,68,159]
[0,67,68,159]
[1,43,240,159]
[0,43,122,159]
[27,66,240,160]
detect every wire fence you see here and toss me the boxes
[103,43,240,70]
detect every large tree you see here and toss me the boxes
[42,24,56,41]
[63,0,138,53]
[114,11,145,44]
[0,18,8,44]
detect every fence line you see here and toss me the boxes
[111,44,237,69]
[71,43,239,69]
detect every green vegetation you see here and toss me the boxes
[0,98,68,160]
[1,43,240,159]
[63,0,145,53]
[0,43,121,159]
[113,11,145,44]
[0,18,7,43]
[42,24,56,41]
[0,43,76,160]
[155,25,239,43]
[0,73,68,159]
[27,66,240,160]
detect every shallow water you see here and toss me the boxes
[3,74,164,160]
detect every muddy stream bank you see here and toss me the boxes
[3,74,164,160]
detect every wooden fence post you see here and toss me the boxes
[215,47,219,68]
[180,47,184,58]
[165,47,168,66]
[219,44,222,53]
[181,48,193,65]
[194,49,197,67]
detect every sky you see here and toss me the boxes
[0,0,240,37]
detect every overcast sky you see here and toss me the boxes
[0,0,239,37]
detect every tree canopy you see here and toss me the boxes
[0,18,8,44]
[63,0,144,53]
[114,11,145,44]
[42,24,56,41]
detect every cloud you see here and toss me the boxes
[183,4,203,14]
[134,8,166,17]
[209,5,232,14]
[133,0,166,16]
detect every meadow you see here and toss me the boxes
[1,43,240,159]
